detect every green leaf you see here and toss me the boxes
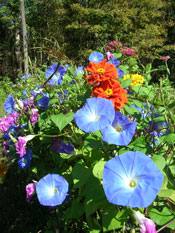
[49,98,58,105]
[72,162,91,188]
[152,154,166,170]
[64,199,84,219]
[121,79,132,88]
[145,63,152,73]
[164,133,175,144]
[113,52,122,59]
[50,112,74,132]
[85,198,108,217]
[93,161,106,179]
[118,65,129,73]
[102,205,129,232]
[84,134,103,149]
[149,207,175,229]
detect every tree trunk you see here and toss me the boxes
[19,0,28,74]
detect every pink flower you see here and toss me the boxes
[122,47,136,55]
[26,183,35,201]
[15,135,35,157]
[105,52,114,61]
[15,137,27,157]
[160,56,170,60]
[30,108,39,125]
[0,113,20,134]
[133,211,157,233]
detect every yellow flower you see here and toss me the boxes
[123,74,144,87]
[0,162,7,178]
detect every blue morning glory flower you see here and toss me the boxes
[103,151,164,208]
[21,73,31,81]
[117,68,124,78]
[150,114,168,131]
[4,94,16,114]
[89,52,104,63]
[101,111,137,146]
[75,66,85,76]
[131,103,154,119]
[108,58,120,67]
[35,92,50,111]
[57,90,68,103]
[51,138,74,155]
[3,125,18,140]
[18,148,33,169]
[22,90,28,95]
[45,63,67,85]
[36,173,69,206]
[73,97,115,133]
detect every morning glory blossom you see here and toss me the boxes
[35,92,50,111]
[101,111,137,146]
[18,148,33,169]
[4,94,16,114]
[117,68,124,78]
[103,151,164,208]
[108,57,120,67]
[88,52,104,63]
[45,63,67,85]
[73,97,115,133]
[133,211,157,233]
[36,174,69,206]
[21,73,31,81]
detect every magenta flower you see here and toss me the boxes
[15,137,27,157]
[122,47,136,55]
[133,211,156,233]
[30,108,39,125]
[15,135,35,157]
[106,52,114,61]
[26,183,35,202]
[160,56,170,60]
[0,113,20,134]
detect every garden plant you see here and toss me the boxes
[0,42,175,232]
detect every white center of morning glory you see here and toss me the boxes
[124,177,137,189]
[116,124,122,132]
[90,114,100,121]
[48,187,58,196]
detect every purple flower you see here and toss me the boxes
[15,137,27,157]
[26,183,35,202]
[106,52,114,61]
[18,148,33,169]
[30,108,39,125]
[36,174,69,206]
[103,151,164,207]
[101,111,137,146]
[45,63,67,85]
[133,211,156,233]
[4,94,16,114]
[89,52,104,63]
[15,135,35,157]
[51,138,74,155]
[0,113,20,134]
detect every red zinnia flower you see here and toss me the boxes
[91,79,128,111]
[84,59,118,86]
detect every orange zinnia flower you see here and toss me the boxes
[84,59,118,86]
[91,80,128,111]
